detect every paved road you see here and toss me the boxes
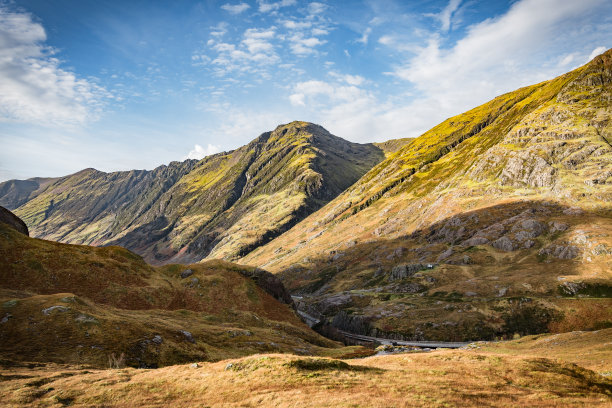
[292,296,471,349]
[338,330,471,349]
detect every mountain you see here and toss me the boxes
[1,122,384,264]
[0,177,59,209]
[0,209,358,368]
[240,49,612,340]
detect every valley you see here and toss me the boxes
[1,48,611,407]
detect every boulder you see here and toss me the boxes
[539,244,580,259]
[0,206,28,236]
[42,306,69,315]
[389,264,426,281]
[180,269,194,279]
[491,236,515,252]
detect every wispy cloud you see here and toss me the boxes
[185,143,220,160]
[288,33,325,55]
[356,27,371,45]
[425,0,462,32]
[588,46,607,61]
[208,27,280,76]
[0,8,110,126]
[257,0,297,13]
[285,0,611,145]
[393,0,609,113]
[221,2,251,15]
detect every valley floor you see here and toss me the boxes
[1,329,611,407]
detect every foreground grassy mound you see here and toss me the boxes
[241,49,612,341]
[1,329,610,407]
[0,222,354,368]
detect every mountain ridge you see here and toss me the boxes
[1,121,385,264]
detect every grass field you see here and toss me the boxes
[0,329,610,407]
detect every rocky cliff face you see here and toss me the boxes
[1,122,384,263]
[241,49,612,341]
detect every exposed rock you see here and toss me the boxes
[180,269,194,279]
[563,207,584,216]
[436,248,454,262]
[389,264,426,281]
[465,291,478,297]
[238,268,293,305]
[501,152,556,188]
[463,237,489,246]
[75,314,98,323]
[549,221,569,234]
[1,313,11,324]
[558,281,586,296]
[42,306,69,315]
[152,335,163,344]
[539,244,580,259]
[497,287,508,297]
[0,206,28,236]
[592,244,612,256]
[332,311,371,335]
[523,240,535,249]
[511,219,546,239]
[316,293,353,314]
[491,236,515,252]
[180,330,195,343]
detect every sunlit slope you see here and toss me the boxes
[0,222,343,368]
[5,122,384,263]
[240,50,612,341]
[243,50,612,271]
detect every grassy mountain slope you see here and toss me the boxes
[0,177,59,210]
[0,221,355,368]
[1,329,610,407]
[3,122,384,264]
[241,49,612,340]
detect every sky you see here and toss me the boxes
[0,0,610,181]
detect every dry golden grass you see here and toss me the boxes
[1,330,611,407]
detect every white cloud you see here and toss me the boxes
[210,22,229,38]
[209,27,280,76]
[0,8,110,126]
[357,27,372,45]
[284,0,611,146]
[283,20,312,30]
[307,2,327,15]
[588,46,607,61]
[329,72,365,86]
[258,0,297,13]
[378,35,394,46]
[186,144,220,160]
[426,0,462,32]
[288,33,325,55]
[311,27,328,36]
[221,3,250,14]
[393,0,609,113]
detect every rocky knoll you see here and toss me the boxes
[0,206,28,236]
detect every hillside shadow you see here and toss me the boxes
[277,200,612,342]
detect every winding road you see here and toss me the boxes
[293,303,472,349]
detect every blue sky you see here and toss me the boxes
[0,0,610,181]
